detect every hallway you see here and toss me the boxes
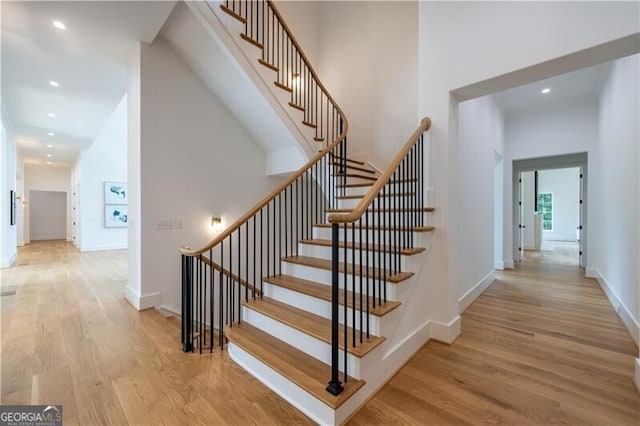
[1,242,638,424]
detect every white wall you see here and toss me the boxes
[23,164,72,244]
[1,109,18,267]
[538,168,580,241]
[418,0,638,325]
[493,152,503,269]
[29,191,67,240]
[594,54,639,341]
[279,1,420,167]
[505,99,598,265]
[127,39,282,312]
[454,95,505,312]
[77,94,128,252]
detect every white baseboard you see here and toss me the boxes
[0,251,17,268]
[585,267,598,278]
[494,260,504,270]
[80,242,127,252]
[429,315,461,344]
[589,269,639,347]
[458,270,496,313]
[125,286,161,311]
[30,235,66,241]
[635,358,640,395]
[503,260,514,269]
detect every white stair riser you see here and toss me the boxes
[228,343,336,425]
[262,282,382,335]
[313,226,434,245]
[325,212,431,227]
[242,306,363,378]
[298,243,412,270]
[280,261,408,300]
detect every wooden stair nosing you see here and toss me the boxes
[264,274,402,316]
[258,58,278,72]
[242,297,385,357]
[274,81,293,93]
[332,162,376,174]
[282,256,414,284]
[336,192,415,200]
[332,173,378,181]
[225,322,365,409]
[329,154,366,166]
[240,33,263,49]
[302,120,317,129]
[336,182,374,188]
[220,4,247,24]
[299,239,426,256]
[327,207,435,213]
[313,137,325,142]
[314,223,436,234]
[288,102,305,112]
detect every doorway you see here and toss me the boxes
[29,190,67,241]
[513,153,587,268]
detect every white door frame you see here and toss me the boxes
[512,152,588,267]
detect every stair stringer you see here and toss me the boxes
[184,0,318,166]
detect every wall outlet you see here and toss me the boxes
[156,220,174,230]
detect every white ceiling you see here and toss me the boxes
[1,1,176,166]
[495,62,611,115]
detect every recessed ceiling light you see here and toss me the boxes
[47,132,55,136]
[47,144,53,148]
[49,81,60,87]
[48,113,56,118]
[46,154,52,158]
[541,88,551,94]
[52,21,66,30]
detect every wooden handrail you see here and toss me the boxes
[180,0,348,256]
[327,117,431,224]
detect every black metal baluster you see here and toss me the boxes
[209,248,214,352]
[343,223,348,382]
[220,240,224,348]
[326,223,343,396]
[351,222,355,348]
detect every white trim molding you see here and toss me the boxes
[125,286,161,311]
[459,270,496,313]
[635,358,640,395]
[494,260,505,270]
[0,251,17,268]
[429,316,461,344]
[588,269,639,347]
[503,260,515,269]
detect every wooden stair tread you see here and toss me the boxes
[220,4,246,24]
[302,120,317,129]
[332,173,377,181]
[288,102,305,111]
[328,207,435,213]
[332,162,376,174]
[243,297,385,357]
[258,58,278,72]
[264,275,401,316]
[336,182,373,188]
[314,223,436,233]
[300,239,426,256]
[329,155,366,166]
[282,256,414,284]
[225,322,365,409]
[274,81,293,93]
[336,192,415,200]
[240,33,263,49]
[313,137,325,142]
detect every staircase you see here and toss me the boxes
[179,1,434,424]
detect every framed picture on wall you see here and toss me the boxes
[9,190,16,226]
[104,182,127,205]
[105,205,128,228]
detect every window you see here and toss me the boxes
[537,192,553,231]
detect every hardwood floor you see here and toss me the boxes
[350,261,640,425]
[2,241,638,425]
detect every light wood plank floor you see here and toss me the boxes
[2,241,639,425]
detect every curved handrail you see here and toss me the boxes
[327,117,431,224]
[180,0,348,256]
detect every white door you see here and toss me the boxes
[517,173,525,262]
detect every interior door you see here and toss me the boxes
[517,173,525,262]
[578,167,584,267]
